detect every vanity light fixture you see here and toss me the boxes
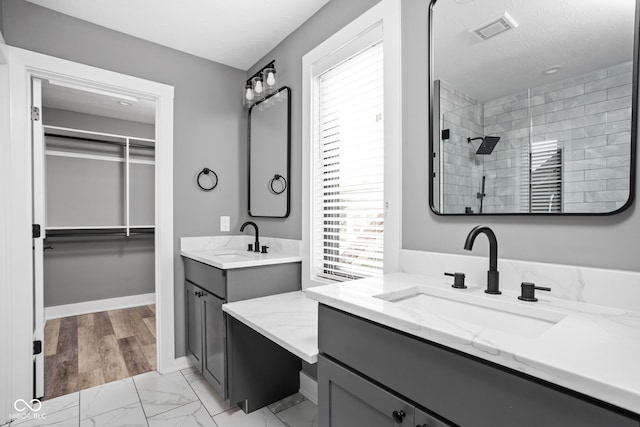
[243,60,277,109]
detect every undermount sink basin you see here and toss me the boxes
[207,250,259,259]
[375,286,566,339]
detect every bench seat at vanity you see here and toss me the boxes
[222,290,318,364]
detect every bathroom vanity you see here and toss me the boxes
[181,240,302,411]
[307,273,640,426]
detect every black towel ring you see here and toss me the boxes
[269,174,287,195]
[197,168,218,191]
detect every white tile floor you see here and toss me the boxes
[7,368,317,427]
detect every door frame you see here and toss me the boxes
[1,42,13,425]
[3,45,178,411]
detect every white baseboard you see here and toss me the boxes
[299,371,318,405]
[45,293,156,320]
[160,356,194,374]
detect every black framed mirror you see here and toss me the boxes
[248,86,291,218]
[429,0,638,215]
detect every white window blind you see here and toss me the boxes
[313,41,384,282]
[526,140,563,213]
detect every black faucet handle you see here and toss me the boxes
[261,245,269,254]
[518,282,551,302]
[247,243,253,252]
[444,272,467,289]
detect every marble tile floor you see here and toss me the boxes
[6,368,317,427]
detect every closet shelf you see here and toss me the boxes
[46,226,155,237]
[46,149,155,165]
[43,125,155,144]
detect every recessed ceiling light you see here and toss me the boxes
[543,66,561,75]
[118,101,132,106]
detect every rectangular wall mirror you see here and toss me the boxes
[248,86,291,217]
[429,0,638,215]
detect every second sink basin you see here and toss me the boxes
[207,250,260,260]
[375,286,566,339]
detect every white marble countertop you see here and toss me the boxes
[222,291,318,364]
[305,272,640,414]
[180,248,301,270]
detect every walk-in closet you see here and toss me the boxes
[36,79,158,399]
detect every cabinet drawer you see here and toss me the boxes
[183,257,226,298]
[319,305,639,427]
[319,356,415,427]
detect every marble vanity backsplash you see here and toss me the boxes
[181,235,301,256]
[400,249,640,312]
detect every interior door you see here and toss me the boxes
[31,77,45,399]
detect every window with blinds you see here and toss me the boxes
[529,140,562,213]
[312,41,384,282]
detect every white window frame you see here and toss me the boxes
[301,0,402,289]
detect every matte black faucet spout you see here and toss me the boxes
[464,225,500,294]
[240,221,260,252]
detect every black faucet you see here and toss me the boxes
[240,221,260,252]
[463,225,500,295]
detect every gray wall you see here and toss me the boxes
[1,0,247,356]
[402,1,639,271]
[250,0,639,272]
[246,0,382,239]
[42,108,155,307]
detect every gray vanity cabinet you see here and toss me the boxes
[185,281,203,366]
[183,256,301,405]
[319,356,415,427]
[184,279,226,395]
[318,305,640,427]
[202,292,226,392]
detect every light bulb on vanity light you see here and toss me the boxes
[252,76,264,97]
[263,66,277,92]
[243,83,254,108]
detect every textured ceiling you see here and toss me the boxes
[433,0,636,102]
[24,0,331,70]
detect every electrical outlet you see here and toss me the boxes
[220,216,230,232]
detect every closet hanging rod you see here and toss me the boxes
[45,133,155,149]
[45,228,155,237]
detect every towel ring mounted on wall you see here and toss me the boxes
[269,174,287,195]
[197,168,219,191]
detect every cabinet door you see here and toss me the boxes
[319,356,414,427]
[202,291,226,397]
[185,281,202,367]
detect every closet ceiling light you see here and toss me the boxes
[48,79,140,103]
[543,66,562,75]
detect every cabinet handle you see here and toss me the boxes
[392,410,406,424]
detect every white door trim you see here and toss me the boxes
[0,43,13,425]
[3,45,177,411]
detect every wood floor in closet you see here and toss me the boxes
[43,304,156,400]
